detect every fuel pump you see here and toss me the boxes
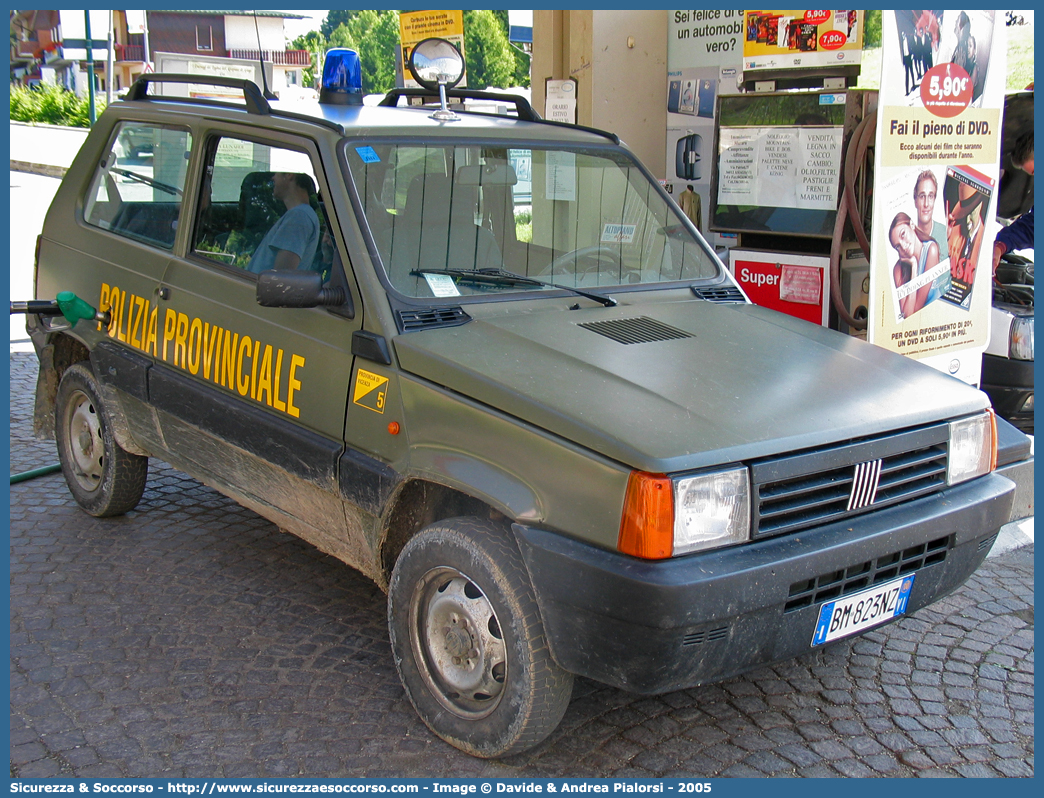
[709,87,877,336]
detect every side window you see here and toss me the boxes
[192,137,332,280]
[83,123,192,249]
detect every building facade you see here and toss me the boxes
[10,10,310,98]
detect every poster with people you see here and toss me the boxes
[892,10,996,107]
[867,11,1005,385]
[940,165,994,310]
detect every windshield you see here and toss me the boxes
[345,141,721,299]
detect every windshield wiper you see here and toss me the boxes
[411,267,617,307]
[110,167,183,196]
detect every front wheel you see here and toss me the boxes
[55,362,148,517]
[388,517,573,757]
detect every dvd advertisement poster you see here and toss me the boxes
[665,9,744,245]
[742,10,864,71]
[867,11,1005,385]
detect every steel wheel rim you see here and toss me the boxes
[63,388,104,492]
[410,566,507,719]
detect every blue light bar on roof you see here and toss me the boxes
[320,48,363,105]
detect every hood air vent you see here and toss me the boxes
[578,316,692,345]
[693,285,746,303]
[397,306,471,333]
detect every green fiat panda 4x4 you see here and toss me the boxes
[27,45,1018,757]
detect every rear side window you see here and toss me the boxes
[83,122,191,249]
[192,137,333,280]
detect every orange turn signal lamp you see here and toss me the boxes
[618,471,674,560]
[988,407,998,473]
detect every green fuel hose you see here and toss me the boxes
[10,464,62,484]
[8,292,106,486]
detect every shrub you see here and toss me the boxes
[10,83,105,128]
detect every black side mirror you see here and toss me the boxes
[256,271,353,317]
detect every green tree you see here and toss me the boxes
[462,9,513,89]
[291,29,325,88]
[486,8,529,88]
[863,10,882,49]
[320,10,363,41]
[510,45,531,89]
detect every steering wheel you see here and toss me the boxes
[543,244,623,277]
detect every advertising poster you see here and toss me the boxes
[867,11,1005,384]
[666,9,744,246]
[398,9,465,89]
[742,10,863,72]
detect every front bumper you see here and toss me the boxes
[513,473,1014,694]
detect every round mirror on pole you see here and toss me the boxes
[408,38,465,121]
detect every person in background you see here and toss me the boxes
[679,184,702,233]
[247,172,320,274]
[993,131,1034,276]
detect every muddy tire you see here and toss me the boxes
[55,362,147,517]
[388,516,573,758]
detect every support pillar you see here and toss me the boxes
[532,10,668,177]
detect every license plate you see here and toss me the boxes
[811,574,916,646]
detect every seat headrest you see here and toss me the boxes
[456,163,518,186]
[405,174,476,227]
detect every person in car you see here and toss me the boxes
[247,172,320,274]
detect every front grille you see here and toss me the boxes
[577,316,692,345]
[397,306,471,332]
[752,424,949,539]
[784,535,950,612]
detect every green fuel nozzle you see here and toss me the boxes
[10,292,111,326]
[56,291,110,326]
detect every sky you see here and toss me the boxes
[282,10,327,41]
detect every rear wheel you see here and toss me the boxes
[388,516,573,757]
[55,363,147,517]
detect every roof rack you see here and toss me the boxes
[379,87,540,122]
[123,73,344,134]
[126,73,271,115]
[378,87,620,145]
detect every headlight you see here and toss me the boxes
[947,410,996,486]
[1009,315,1034,360]
[674,467,750,555]
[618,467,750,559]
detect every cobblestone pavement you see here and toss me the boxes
[9,352,1034,779]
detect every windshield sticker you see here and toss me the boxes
[544,151,577,201]
[422,273,462,297]
[355,146,381,163]
[601,223,637,244]
[353,368,389,414]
